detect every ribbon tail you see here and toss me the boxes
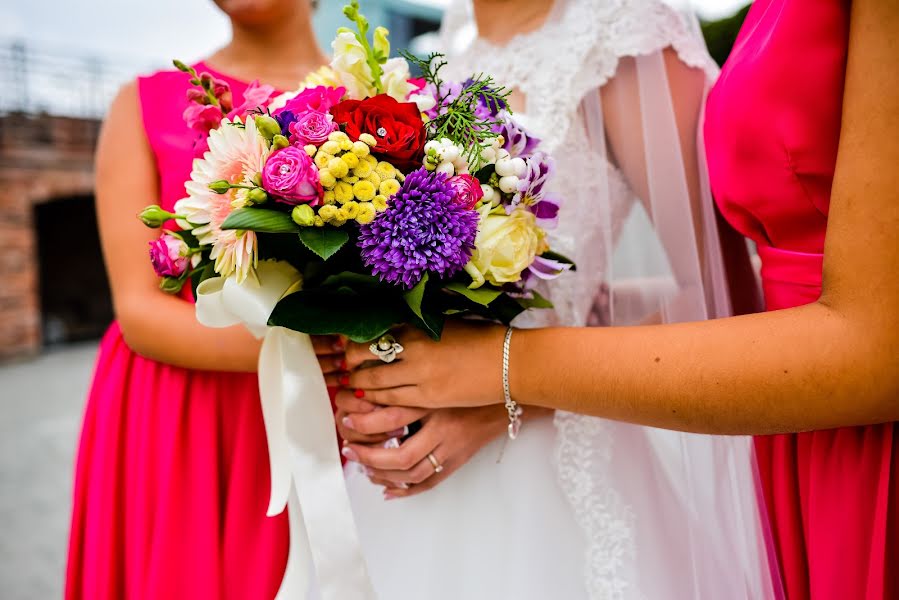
[268,328,378,600]
[274,487,315,600]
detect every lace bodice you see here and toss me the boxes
[440,0,717,329]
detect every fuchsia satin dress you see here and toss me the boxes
[705,1,898,598]
[65,63,288,599]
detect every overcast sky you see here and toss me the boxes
[5,0,749,70]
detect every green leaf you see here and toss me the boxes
[221,208,300,233]
[539,250,577,271]
[403,274,429,321]
[516,290,553,310]
[444,282,503,306]
[321,271,380,289]
[473,163,496,185]
[189,260,216,298]
[488,294,527,325]
[268,289,405,343]
[298,228,350,261]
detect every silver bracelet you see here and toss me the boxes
[502,326,523,439]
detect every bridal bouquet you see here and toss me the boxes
[137,3,573,597]
[139,1,572,343]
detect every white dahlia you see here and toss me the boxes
[175,116,270,283]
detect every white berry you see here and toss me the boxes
[498,175,520,194]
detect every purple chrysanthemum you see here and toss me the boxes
[358,168,479,288]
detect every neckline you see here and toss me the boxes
[465,0,566,52]
[193,60,254,89]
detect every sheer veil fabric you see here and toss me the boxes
[440,1,780,597]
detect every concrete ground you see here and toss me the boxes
[0,343,97,600]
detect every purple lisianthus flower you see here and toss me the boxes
[288,111,338,146]
[358,168,479,288]
[511,152,560,228]
[494,111,540,158]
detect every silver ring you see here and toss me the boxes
[369,334,404,363]
[426,453,444,474]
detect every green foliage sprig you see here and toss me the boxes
[402,51,513,171]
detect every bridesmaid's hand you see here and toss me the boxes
[339,401,508,499]
[343,322,507,410]
[312,335,348,386]
[334,387,429,446]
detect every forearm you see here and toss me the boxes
[116,290,261,372]
[511,301,898,435]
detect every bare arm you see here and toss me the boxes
[96,82,262,371]
[344,0,899,435]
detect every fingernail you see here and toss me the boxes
[333,339,345,352]
[384,491,396,501]
[342,416,354,429]
[364,467,374,477]
[334,358,345,370]
[342,439,348,447]
[339,375,350,386]
[387,427,406,438]
[341,446,358,461]
[354,389,365,399]
[340,358,348,371]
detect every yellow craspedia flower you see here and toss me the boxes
[373,195,389,211]
[323,190,336,204]
[314,151,333,169]
[320,141,341,155]
[328,131,349,143]
[318,204,339,222]
[379,178,401,198]
[318,169,337,189]
[351,141,370,157]
[352,160,373,179]
[358,133,377,147]
[375,161,396,180]
[344,175,360,184]
[313,215,325,227]
[365,172,381,187]
[353,180,376,202]
[334,181,354,204]
[355,202,376,224]
[341,152,360,169]
[342,201,360,220]
[327,157,349,179]
[303,144,317,157]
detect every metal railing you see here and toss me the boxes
[0,40,149,119]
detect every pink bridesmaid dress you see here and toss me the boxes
[65,63,288,599]
[705,1,898,598]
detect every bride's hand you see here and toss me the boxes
[340,403,508,499]
[343,322,507,410]
[312,334,348,386]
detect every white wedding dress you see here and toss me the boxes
[343,1,777,598]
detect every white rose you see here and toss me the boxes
[381,57,416,102]
[464,206,544,288]
[331,31,374,98]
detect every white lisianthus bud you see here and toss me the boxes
[495,157,516,177]
[436,162,456,176]
[498,175,520,194]
[510,157,527,177]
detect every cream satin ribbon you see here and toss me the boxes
[195,260,377,600]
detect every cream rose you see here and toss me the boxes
[464,205,545,288]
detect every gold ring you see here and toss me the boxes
[426,452,444,474]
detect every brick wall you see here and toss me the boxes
[0,113,99,361]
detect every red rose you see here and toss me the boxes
[330,95,426,172]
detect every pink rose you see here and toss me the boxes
[183,103,223,135]
[262,146,323,206]
[448,174,484,210]
[149,233,190,277]
[288,111,338,146]
[273,85,346,118]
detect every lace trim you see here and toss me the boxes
[554,411,637,599]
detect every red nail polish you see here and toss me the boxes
[339,375,350,386]
[340,358,348,371]
[333,339,345,352]
[354,389,365,399]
